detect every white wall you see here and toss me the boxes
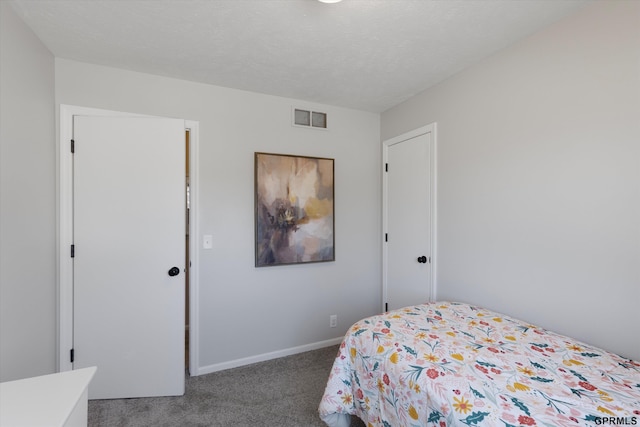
[382,1,640,361]
[0,3,57,381]
[54,59,381,372]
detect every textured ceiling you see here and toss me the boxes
[9,0,590,112]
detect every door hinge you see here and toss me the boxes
[71,139,75,153]
[70,348,74,363]
[70,244,75,258]
[385,302,388,312]
[385,163,388,172]
[385,233,388,242]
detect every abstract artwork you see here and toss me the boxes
[255,152,334,267]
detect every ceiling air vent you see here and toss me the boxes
[293,108,327,130]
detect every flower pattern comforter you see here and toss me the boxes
[319,302,640,426]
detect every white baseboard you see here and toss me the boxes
[192,337,344,376]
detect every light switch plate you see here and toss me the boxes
[203,235,213,249]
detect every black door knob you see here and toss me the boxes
[168,267,180,277]
[417,256,427,263]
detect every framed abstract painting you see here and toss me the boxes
[255,152,335,267]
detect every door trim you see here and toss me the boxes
[382,123,437,312]
[57,105,200,374]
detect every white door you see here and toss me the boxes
[384,128,434,312]
[73,116,185,399]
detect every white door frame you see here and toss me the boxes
[57,104,200,374]
[382,123,437,311]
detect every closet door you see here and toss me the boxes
[73,116,185,399]
[384,129,433,312]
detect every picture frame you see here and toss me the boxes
[255,152,335,267]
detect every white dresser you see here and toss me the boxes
[0,367,96,427]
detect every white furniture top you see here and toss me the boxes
[0,367,96,427]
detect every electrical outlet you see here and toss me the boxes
[330,314,337,328]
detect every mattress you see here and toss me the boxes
[319,302,640,426]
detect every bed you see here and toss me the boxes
[319,302,640,427]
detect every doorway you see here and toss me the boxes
[185,130,190,371]
[382,123,437,312]
[58,105,200,394]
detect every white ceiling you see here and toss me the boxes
[9,0,590,113]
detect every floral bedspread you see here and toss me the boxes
[319,302,640,426]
